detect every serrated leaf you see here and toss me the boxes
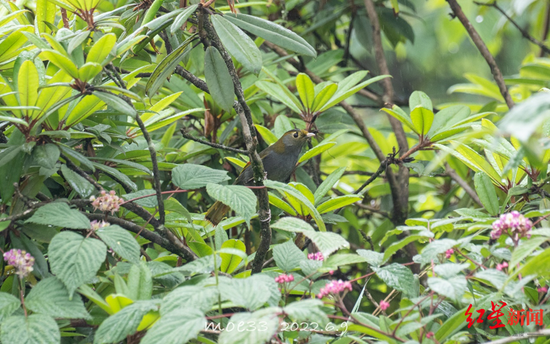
[218,310,279,344]
[0,314,60,344]
[223,13,316,57]
[25,277,89,319]
[271,216,314,233]
[474,172,499,216]
[204,46,235,112]
[374,263,416,296]
[127,262,153,301]
[172,164,230,190]
[219,275,272,310]
[206,183,256,225]
[428,276,466,301]
[140,308,205,344]
[48,231,106,297]
[121,189,158,207]
[26,202,90,229]
[94,301,159,344]
[96,225,141,263]
[162,286,219,314]
[0,292,20,322]
[273,240,306,272]
[283,299,328,325]
[302,231,349,256]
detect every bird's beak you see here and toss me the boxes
[306,132,316,138]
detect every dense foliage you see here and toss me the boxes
[1,0,550,343]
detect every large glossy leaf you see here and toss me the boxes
[211,15,262,74]
[204,46,234,112]
[320,74,390,111]
[223,13,316,57]
[410,106,434,137]
[219,239,246,274]
[296,73,315,110]
[170,5,199,33]
[39,50,78,79]
[317,195,362,214]
[17,60,39,119]
[473,172,499,215]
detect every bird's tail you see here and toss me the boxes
[205,201,231,226]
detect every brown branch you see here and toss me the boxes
[201,11,271,274]
[180,129,247,154]
[60,153,102,191]
[445,163,483,207]
[474,1,550,55]
[447,0,515,109]
[541,2,550,57]
[482,329,550,344]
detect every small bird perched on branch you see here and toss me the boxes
[205,129,315,225]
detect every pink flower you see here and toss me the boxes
[90,190,124,214]
[496,261,508,271]
[3,249,35,277]
[90,220,110,231]
[317,280,352,299]
[329,270,334,275]
[379,300,390,311]
[307,252,324,261]
[445,249,454,259]
[275,274,294,284]
[491,211,533,240]
[426,332,434,339]
[538,287,548,293]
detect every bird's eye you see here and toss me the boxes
[293,132,299,138]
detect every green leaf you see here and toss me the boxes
[296,73,315,110]
[317,195,362,214]
[273,240,306,272]
[211,15,262,74]
[127,262,153,301]
[223,13,316,57]
[255,124,278,145]
[18,60,39,119]
[409,91,433,111]
[426,105,470,139]
[78,62,102,82]
[265,180,326,231]
[0,292,20,322]
[145,35,196,97]
[26,202,90,229]
[428,276,467,301]
[206,183,257,225]
[161,286,219,314]
[474,172,499,216]
[410,106,434,137]
[0,314,60,344]
[218,310,279,344]
[271,216,314,232]
[33,143,60,176]
[87,34,116,65]
[204,46,235,112]
[219,275,272,310]
[94,301,159,344]
[121,189,158,207]
[314,167,346,205]
[25,277,89,319]
[298,141,336,163]
[93,163,138,191]
[261,67,304,112]
[373,263,416,296]
[172,164,230,190]
[320,74,390,112]
[95,91,137,117]
[417,239,457,264]
[39,50,79,79]
[311,83,337,112]
[220,239,246,274]
[170,5,198,34]
[357,249,385,267]
[383,230,433,262]
[283,299,328,325]
[60,164,94,198]
[302,231,349,256]
[323,253,368,270]
[140,308,205,344]
[510,236,548,267]
[48,231,107,297]
[255,80,302,113]
[96,225,141,264]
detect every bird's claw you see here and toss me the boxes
[260,209,271,223]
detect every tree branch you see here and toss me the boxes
[447,0,515,109]
[445,163,483,207]
[474,1,550,55]
[482,330,550,344]
[180,129,247,154]
[201,11,271,274]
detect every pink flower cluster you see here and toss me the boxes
[445,249,454,259]
[491,211,533,241]
[379,300,390,311]
[275,274,294,284]
[496,261,508,271]
[317,280,352,299]
[3,249,35,277]
[90,220,110,231]
[308,252,324,261]
[538,287,548,293]
[90,190,124,214]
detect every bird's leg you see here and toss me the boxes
[260,209,271,222]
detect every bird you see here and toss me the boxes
[205,128,315,225]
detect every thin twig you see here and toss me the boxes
[474,1,550,55]
[447,0,515,109]
[482,329,550,344]
[445,163,483,207]
[181,129,247,154]
[355,159,389,194]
